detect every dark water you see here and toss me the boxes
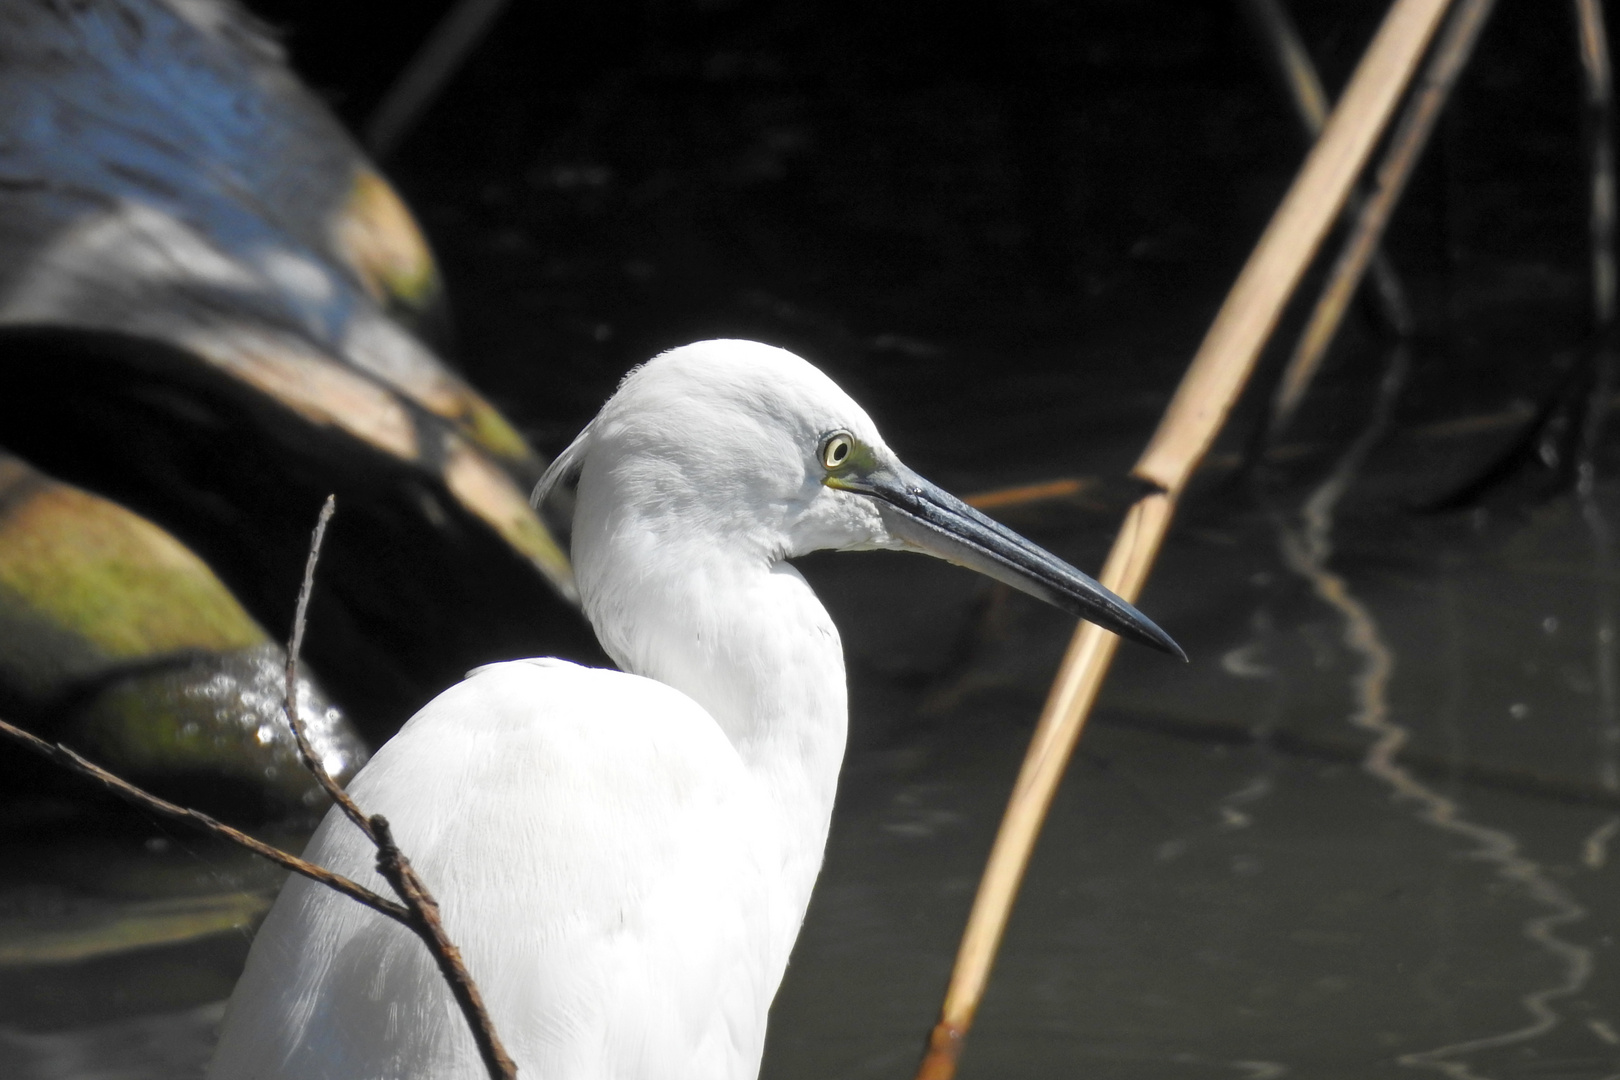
[6,0,1620,1077]
[8,366,1620,1078]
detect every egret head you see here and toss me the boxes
[537,339,1183,658]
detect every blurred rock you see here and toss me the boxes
[0,452,366,820]
[0,0,600,734]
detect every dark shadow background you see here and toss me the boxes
[245,0,1596,477]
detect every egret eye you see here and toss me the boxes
[820,432,855,471]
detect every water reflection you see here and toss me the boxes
[1275,346,1597,1080]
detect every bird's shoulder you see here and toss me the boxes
[385,656,738,774]
[343,657,758,867]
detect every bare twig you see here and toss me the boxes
[915,3,1456,1077]
[0,715,408,922]
[1269,0,1497,435]
[282,498,517,1077]
[281,496,517,1080]
[282,497,369,834]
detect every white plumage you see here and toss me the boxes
[209,339,1178,1079]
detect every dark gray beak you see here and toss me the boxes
[831,463,1185,660]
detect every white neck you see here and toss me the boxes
[574,510,848,984]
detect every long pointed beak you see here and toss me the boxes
[830,464,1185,660]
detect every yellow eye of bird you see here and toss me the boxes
[820,432,854,470]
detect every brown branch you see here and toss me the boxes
[281,496,517,1080]
[369,814,514,1080]
[0,714,408,923]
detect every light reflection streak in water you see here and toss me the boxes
[1167,1051,1290,1079]
[1276,346,1595,1080]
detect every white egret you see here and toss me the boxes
[208,339,1181,1080]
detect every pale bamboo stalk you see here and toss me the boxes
[914,3,1454,1077]
[1269,0,1497,434]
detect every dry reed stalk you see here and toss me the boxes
[1238,0,1414,341]
[1238,0,1332,129]
[1575,0,1617,480]
[364,0,512,158]
[1269,0,1497,435]
[1575,0,1616,335]
[963,477,1094,510]
[913,2,1456,1077]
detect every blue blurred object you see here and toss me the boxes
[0,0,592,741]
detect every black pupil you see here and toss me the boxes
[830,441,847,463]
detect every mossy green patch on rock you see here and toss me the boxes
[0,456,369,819]
[0,456,264,691]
